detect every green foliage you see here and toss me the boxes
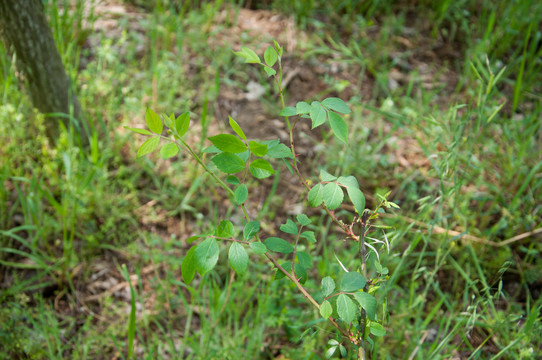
[127,42,392,358]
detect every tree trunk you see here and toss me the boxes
[0,0,89,146]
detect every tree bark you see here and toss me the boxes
[0,0,89,146]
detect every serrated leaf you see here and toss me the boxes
[212,153,245,173]
[243,221,260,240]
[322,182,344,210]
[145,108,163,134]
[310,101,327,129]
[249,159,275,179]
[337,175,359,189]
[266,142,293,159]
[296,251,312,269]
[321,276,335,297]
[234,184,248,205]
[279,107,297,117]
[226,175,240,184]
[320,169,338,182]
[181,246,197,284]
[264,46,278,66]
[234,46,260,63]
[124,126,153,136]
[209,134,247,153]
[337,294,357,324]
[250,242,267,254]
[308,183,324,207]
[352,292,377,321]
[175,112,190,136]
[347,186,366,214]
[296,101,311,115]
[264,67,276,77]
[370,322,386,337]
[292,262,307,284]
[228,116,246,141]
[280,219,298,235]
[194,238,219,275]
[320,300,333,319]
[328,112,348,144]
[341,271,367,292]
[137,136,160,158]
[249,141,268,156]
[322,97,351,114]
[229,242,248,275]
[264,237,293,254]
[160,143,179,159]
[216,220,235,238]
[300,231,316,243]
[296,213,311,226]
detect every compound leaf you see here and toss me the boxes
[137,136,160,158]
[249,159,275,179]
[209,134,247,153]
[212,153,245,173]
[264,237,293,254]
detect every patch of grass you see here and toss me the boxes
[1,0,541,359]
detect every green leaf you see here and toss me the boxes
[341,271,366,292]
[229,242,248,275]
[264,46,278,66]
[280,219,298,235]
[160,143,179,159]
[322,97,351,114]
[181,246,197,284]
[296,213,311,226]
[226,175,240,184]
[321,276,335,297]
[209,134,247,153]
[320,169,338,182]
[250,242,267,254]
[320,300,333,319]
[308,183,324,207]
[216,220,235,238]
[249,141,268,157]
[211,153,245,173]
[264,67,276,77]
[203,145,221,153]
[243,221,260,240]
[370,322,386,337]
[325,346,337,359]
[162,112,174,129]
[337,175,359,189]
[292,262,307,284]
[279,107,297,117]
[175,112,190,136]
[194,238,219,275]
[337,294,357,324]
[273,40,282,57]
[264,237,293,254]
[347,186,366,215]
[228,116,247,141]
[234,46,261,63]
[310,101,327,129]
[266,142,293,159]
[124,126,153,136]
[296,101,311,115]
[296,251,312,269]
[328,112,348,144]
[352,292,377,321]
[300,231,316,243]
[186,235,201,244]
[234,184,248,205]
[322,182,344,210]
[137,136,160,158]
[145,108,163,134]
[339,345,347,357]
[249,159,275,179]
